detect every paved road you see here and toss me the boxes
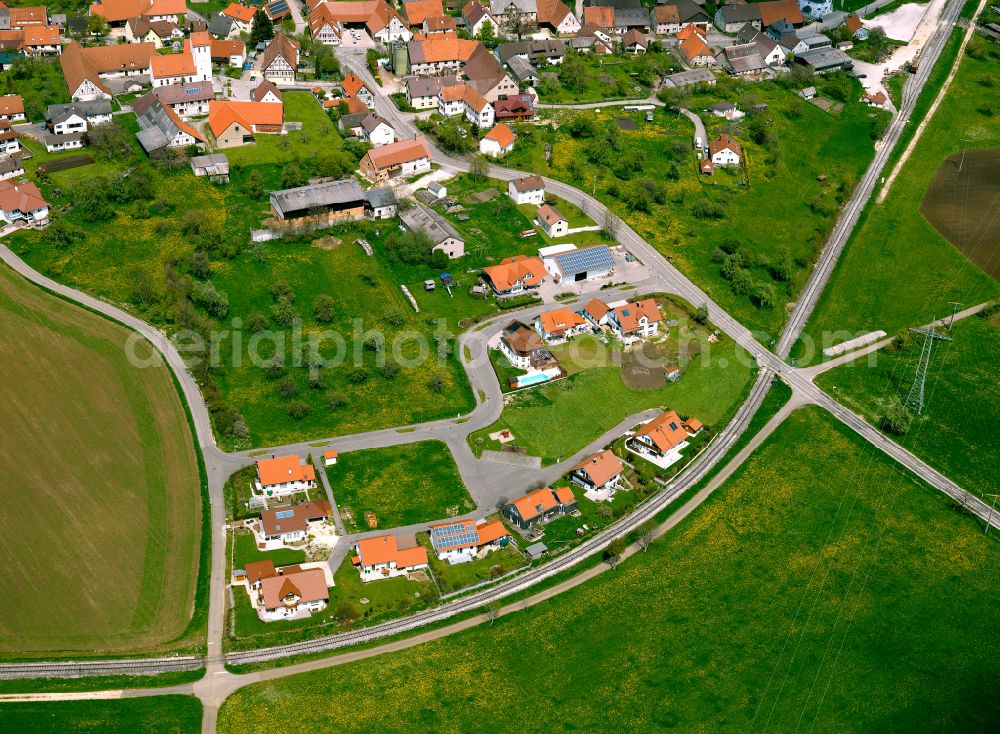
[775,0,967,359]
[2,8,996,715]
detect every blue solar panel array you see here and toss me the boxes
[268,0,289,13]
[275,509,294,519]
[554,245,613,277]
[430,523,481,551]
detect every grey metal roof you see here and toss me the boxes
[363,187,397,208]
[191,154,229,175]
[662,68,716,88]
[489,0,537,14]
[796,47,852,71]
[525,542,548,557]
[208,12,235,38]
[506,55,538,83]
[135,98,186,153]
[552,245,614,276]
[0,156,24,175]
[269,178,366,217]
[400,203,463,246]
[41,131,86,146]
[613,7,650,27]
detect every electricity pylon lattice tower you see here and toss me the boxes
[905,319,951,415]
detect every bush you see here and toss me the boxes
[277,377,297,398]
[327,391,346,409]
[347,367,368,384]
[691,198,725,219]
[189,280,229,318]
[270,298,297,327]
[271,281,294,302]
[246,311,269,333]
[880,395,912,436]
[287,400,310,419]
[313,294,335,322]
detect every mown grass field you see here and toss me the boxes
[796,41,1000,363]
[0,695,201,733]
[0,266,202,657]
[11,92,477,450]
[328,441,474,531]
[506,77,881,338]
[816,313,1000,498]
[217,407,1000,733]
[471,300,756,464]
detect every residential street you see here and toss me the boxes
[0,2,992,729]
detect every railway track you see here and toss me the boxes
[0,656,202,680]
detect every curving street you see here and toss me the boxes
[0,3,994,730]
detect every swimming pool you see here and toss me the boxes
[517,373,552,387]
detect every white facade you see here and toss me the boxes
[71,79,111,102]
[480,136,512,157]
[313,21,342,46]
[50,113,86,135]
[254,478,316,500]
[374,16,412,43]
[508,178,544,205]
[438,96,465,118]
[0,137,19,157]
[263,55,295,84]
[539,215,567,238]
[45,135,84,152]
[499,338,532,369]
[363,120,396,147]
[465,99,494,128]
[711,145,740,166]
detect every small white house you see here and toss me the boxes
[257,500,333,548]
[537,203,568,238]
[353,534,429,582]
[480,123,514,157]
[323,449,338,466]
[508,174,545,205]
[608,298,662,340]
[709,134,741,167]
[359,113,396,147]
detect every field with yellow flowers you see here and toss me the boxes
[217,407,1000,733]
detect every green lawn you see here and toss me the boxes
[815,312,1000,498]
[232,530,306,570]
[217,406,1000,733]
[534,50,667,105]
[470,299,755,464]
[506,79,882,339]
[0,696,201,734]
[228,553,437,651]
[423,540,528,595]
[796,42,1000,363]
[328,441,474,532]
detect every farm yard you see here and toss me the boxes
[217,407,1000,733]
[470,297,755,464]
[505,74,886,338]
[329,441,474,532]
[798,42,1000,362]
[0,266,203,657]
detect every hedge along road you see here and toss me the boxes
[0,0,995,699]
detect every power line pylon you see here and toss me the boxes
[905,318,951,415]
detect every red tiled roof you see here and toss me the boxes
[634,410,691,453]
[355,534,428,569]
[222,1,257,22]
[255,455,315,487]
[260,567,328,609]
[613,298,661,333]
[583,297,609,320]
[403,0,443,25]
[0,180,47,214]
[362,135,430,169]
[538,307,584,335]
[208,99,284,136]
[481,255,546,291]
[484,122,514,148]
[572,449,622,487]
[511,488,558,521]
[0,95,23,116]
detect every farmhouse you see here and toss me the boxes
[254,455,317,499]
[134,96,203,153]
[358,136,432,181]
[250,563,330,621]
[480,255,547,296]
[679,31,715,66]
[405,33,478,75]
[124,16,183,48]
[258,500,333,546]
[628,410,702,467]
[399,202,466,259]
[90,0,188,25]
[542,244,615,283]
[462,44,520,102]
[207,100,285,148]
[508,174,544,205]
[308,0,411,44]
[269,177,368,223]
[341,71,375,108]
[794,46,853,73]
[622,28,648,54]
[404,0,444,28]
[404,75,458,109]
[493,93,535,122]
[608,297,661,339]
[429,519,511,562]
[535,306,587,344]
[358,113,396,147]
[503,486,577,531]
[499,319,552,370]
[661,68,716,89]
[537,203,567,237]
[570,449,623,496]
[60,40,155,101]
[650,0,711,35]
[261,34,300,83]
[496,39,567,67]
[353,534,429,581]
[0,180,49,226]
[709,133,741,166]
[135,80,213,119]
[480,122,515,157]
[536,0,580,34]
[149,32,212,87]
[44,100,112,134]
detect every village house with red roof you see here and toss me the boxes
[503,486,578,531]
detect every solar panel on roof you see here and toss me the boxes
[554,246,614,276]
[275,510,294,519]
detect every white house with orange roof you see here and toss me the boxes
[480,255,546,297]
[253,455,317,500]
[323,449,338,466]
[536,203,568,238]
[626,410,702,468]
[608,298,662,341]
[480,122,514,157]
[238,560,332,621]
[428,518,511,562]
[503,486,577,531]
[353,534,429,581]
[149,32,211,87]
[580,297,610,328]
[0,180,49,226]
[437,83,494,128]
[570,449,623,501]
[220,2,257,34]
[534,306,587,344]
